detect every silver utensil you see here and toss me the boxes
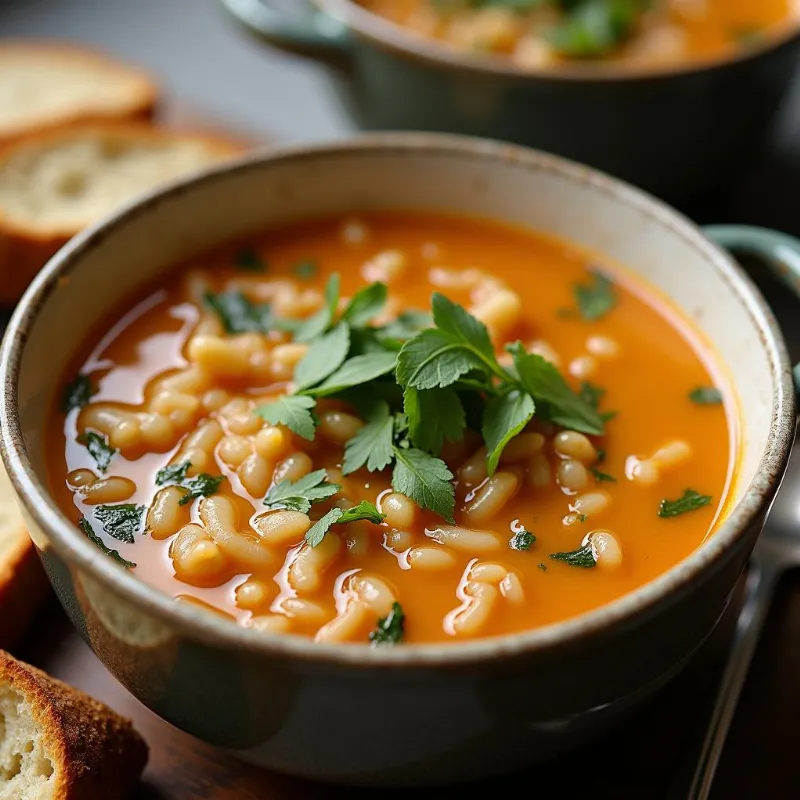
[679,420,799,799]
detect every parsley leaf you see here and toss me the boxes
[510,529,536,551]
[79,431,116,473]
[343,401,395,475]
[550,542,597,568]
[573,269,617,320]
[509,343,604,435]
[94,503,144,544]
[591,467,616,483]
[404,386,466,456]
[579,381,605,410]
[292,274,340,343]
[255,395,317,440]
[61,374,95,413]
[178,474,225,506]
[658,489,712,518]
[342,283,387,328]
[293,322,350,391]
[376,310,432,342]
[369,601,405,646]
[396,294,501,390]
[689,387,723,405]
[304,501,385,547]
[204,290,273,334]
[79,518,136,568]
[263,469,341,513]
[156,461,191,486]
[234,247,266,272]
[392,446,455,522]
[306,351,397,397]
[483,389,536,474]
[293,259,317,279]
[548,0,645,58]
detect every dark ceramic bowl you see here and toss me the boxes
[1,135,799,785]
[220,0,800,201]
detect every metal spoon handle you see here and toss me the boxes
[686,560,779,800]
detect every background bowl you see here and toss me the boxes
[220,0,800,202]
[0,135,795,785]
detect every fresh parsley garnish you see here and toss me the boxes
[591,467,616,483]
[369,601,405,646]
[483,389,535,473]
[94,504,144,544]
[61,374,95,413]
[178,474,225,506]
[292,274,341,343]
[305,352,398,398]
[342,401,395,475]
[255,395,317,441]
[234,247,266,272]
[79,431,116,473]
[658,489,712,518]
[293,259,318,279]
[305,501,385,548]
[156,461,191,486]
[392,446,455,523]
[573,269,617,321]
[294,323,351,391]
[204,290,273,334]
[538,563,548,571]
[405,385,467,457]
[79,518,136,569]
[550,542,597,568]
[510,529,536,551]
[263,469,340,513]
[547,0,648,58]
[689,387,723,406]
[342,282,388,328]
[376,310,431,342]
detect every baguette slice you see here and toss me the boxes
[0,123,245,305]
[0,462,49,651]
[0,651,148,799]
[0,42,157,145]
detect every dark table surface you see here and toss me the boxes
[5,0,800,797]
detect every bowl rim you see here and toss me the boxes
[316,0,800,82]
[0,132,794,668]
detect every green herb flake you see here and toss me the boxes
[304,501,384,548]
[255,395,317,441]
[263,469,340,514]
[178,474,225,506]
[658,489,712,518]
[234,247,267,272]
[94,504,144,544]
[550,542,597,568]
[293,260,318,279]
[578,514,588,522]
[689,387,723,406]
[510,529,536,551]
[538,563,548,572]
[204,290,272,334]
[61,374,95,413]
[369,601,406,646]
[574,270,617,321]
[155,461,191,486]
[79,518,136,569]
[79,431,117,473]
[591,468,616,483]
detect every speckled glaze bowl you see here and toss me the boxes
[1,135,798,785]
[221,0,800,201]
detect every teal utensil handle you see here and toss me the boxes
[219,0,352,64]
[704,225,800,387]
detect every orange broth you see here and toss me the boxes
[49,212,736,644]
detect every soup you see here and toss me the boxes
[356,0,796,69]
[49,213,735,645]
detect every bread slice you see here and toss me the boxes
[0,123,244,305]
[0,650,148,799]
[0,42,157,145]
[0,462,49,651]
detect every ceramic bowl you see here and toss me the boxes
[1,135,798,785]
[221,0,800,201]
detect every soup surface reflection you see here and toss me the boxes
[50,212,736,644]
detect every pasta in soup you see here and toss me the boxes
[356,0,797,69]
[50,213,736,645]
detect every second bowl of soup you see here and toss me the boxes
[0,135,795,783]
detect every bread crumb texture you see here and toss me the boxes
[0,651,147,799]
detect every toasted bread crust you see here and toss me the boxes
[0,41,158,145]
[0,650,148,799]
[0,122,245,306]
